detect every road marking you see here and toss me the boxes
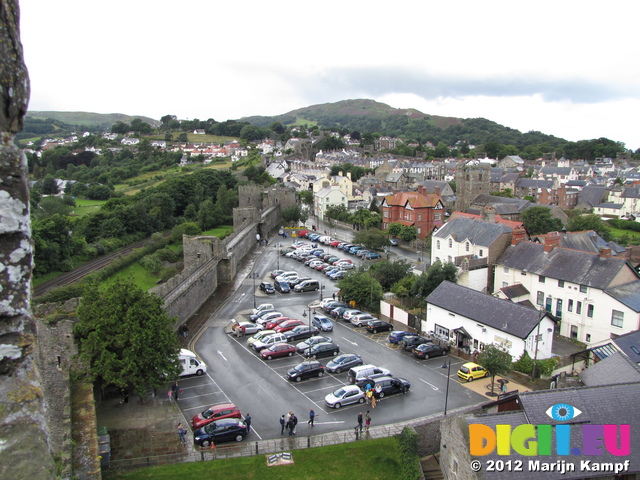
[234,293,245,303]
[341,337,358,346]
[217,350,228,361]
[312,421,346,425]
[418,378,439,391]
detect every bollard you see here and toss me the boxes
[307,436,311,448]
[255,441,259,455]
[200,451,204,461]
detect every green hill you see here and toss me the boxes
[26,111,159,129]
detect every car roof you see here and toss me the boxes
[461,362,482,368]
[214,417,243,426]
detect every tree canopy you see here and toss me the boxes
[411,261,457,300]
[477,344,513,395]
[567,214,612,241]
[74,278,182,395]
[337,271,383,313]
[521,206,564,235]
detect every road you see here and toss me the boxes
[179,234,485,441]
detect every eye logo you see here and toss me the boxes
[545,403,582,421]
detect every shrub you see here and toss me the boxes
[397,427,421,480]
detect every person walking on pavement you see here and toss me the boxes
[177,423,187,445]
[287,416,295,436]
[365,411,371,431]
[280,415,286,435]
[245,413,252,432]
[183,324,189,338]
[357,412,363,432]
[292,413,298,434]
[308,409,316,426]
[171,381,180,400]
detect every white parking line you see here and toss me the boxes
[418,378,439,391]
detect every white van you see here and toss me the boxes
[178,349,207,377]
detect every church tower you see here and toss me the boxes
[454,163,491,213]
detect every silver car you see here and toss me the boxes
[296,335,332,353]
[324,385,366,409]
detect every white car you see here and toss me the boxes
[235,321,264,335]
[251,303,274,316]
[325,385,366,409]
[255,311,284,326]
[247,329,276,348]
[342,309,364,321]
[337,262,355,269]
[350,314,375,327]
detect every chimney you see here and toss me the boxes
[482,205,496,223]
[544,243,554,253]
[600,247,612,258]
[435,186,441,196]
[511,227,526,246]
[546,231,561,249]
[417,185,426,196]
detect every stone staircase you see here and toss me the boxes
[420,453,444,480]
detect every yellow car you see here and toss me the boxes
[457,362,489,382]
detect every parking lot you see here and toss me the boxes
[184,235,487,442]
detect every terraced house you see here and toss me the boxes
[494,240,640,345]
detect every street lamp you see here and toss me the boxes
[441,357,451,415]
[276,242,280,270]
[252,272,259,308]
[302,306,314,329]
[319,284,325,302]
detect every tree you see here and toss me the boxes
[74,278,182,396]
[567,214,611,241]
[298,190,314,206]
[399,225,418,242]
[41,175,59,195]
[281,204,304,225]
[368,260,413,291]
[411,261,457,299]
[337,271,383,313]
[353,228,388,251]
[521,206,563,235]
[477,344,512,395]
[387,222,402,238]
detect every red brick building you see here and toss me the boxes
[380,188,445,238]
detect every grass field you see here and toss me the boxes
[102,436,402,480]
[72,198,108,216]
[606,225,640,243]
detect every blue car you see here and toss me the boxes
[312,314,334,332]
[388,330,413,344]
[194,418,248,446]
[365,252,381,259]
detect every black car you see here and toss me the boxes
[400,335,432,351]
[284,325,319,342]
[304,341,340,359]
[365,320,393,333]
[367,375,411,398]
[286,360,325,382]
[325,353,363,374]
[323,301,347,313]
[413,343,449,359]
[193,418,248,446]
[259,282,275,294]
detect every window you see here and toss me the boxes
[448,239,452,248]
[435,213,441,220]
[536,291,544,305]
[384,210,388,218]
[556,299,563,318]
[586,334,591,342]
[580,285,588,294]
[539,276,546,283]
[568,299,573,312]
[558,280,565,288]
[448,256,452,263]
[502,282,508,288]
[466,242,470,252]
[587,304,594,318]
[436,240,440,249]
[611,310,624,328]
[571,325,578,339]
[577,301,582,314]
[418,214,422,221]
[504,267,510,274]
[479,249,484,257]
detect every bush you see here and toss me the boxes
[397,427,421,480]
[140,254,163,274]
[513,351,558,378]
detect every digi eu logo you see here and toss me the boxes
[470,403,631,456]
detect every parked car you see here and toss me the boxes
[259,282,275,294]
[234,321,263,335]
[457,362,489,382]
[249,309,279,322]
[389,238,399,246]
[283,325,318,341]
[193,418,248,446]
[366,375,411,397]
[325,353,363,374]
[250,304,274,317]
[255,311,284,326]
[350,314,376,327]
[342,309,364,321]
[322,301,346,313]
[274,280,291,293]
[252,333,288,351]
[294,280,320,292]
[289,276,311,287]
[264,317,291,330]
[295,335,332,353]
[247,329,275,348]
[274,319,305,333]
[400,335,432,351]
[330,240,341,247]
[191,403,242,429]
[413,343,449,359]
[355,249,369,257]
[270,270,285,279]
[329,270,346,280]
[365,252,382,260]
[348,364,392,384]
[286,360,324,382]
[365,320,394,333]
[304,341,340,359]
[260,343,297,360]
[388,330,414,344]
[312,315,334,332]
[324,385,366,409]
[336,261,355,269]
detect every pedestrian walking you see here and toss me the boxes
[365,411,371,431]
[171,381,180,400]
[287,417,295,436]
[365,389,373,405]
[371,393,377,409]
[245,413,252,432]
[167,389,173,402]
[291,413,298,435]
[357,412,363,432]
[332,292,336,300]
[183,325,189,338]
[280,415,286,435]
[177,423,187,444]
[308,409,316,426]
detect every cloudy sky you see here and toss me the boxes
[20,0,640,150]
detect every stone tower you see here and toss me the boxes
[454,162,491,213]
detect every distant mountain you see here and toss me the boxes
[25,111,159,129]
[242,98,566,148]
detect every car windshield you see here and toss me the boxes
[203,423,217,434]
[333,388,346,398]
[202,408,214,419]
[460,366,470,373]
[293,364,305,372]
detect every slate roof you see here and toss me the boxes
[432,217,513,246]
[426,281,546,339]
[515,178,554,189]
[621,186,640,198]
[466,383,640,479]
[605,281,640,312]
[540,166,573,175]
[469,194,531,215]
[595,202,622,210]
[613,330,640,363]
[579,351,640,386]
[535,230,626,256]
[500,283,530,299]
[578,185,607,207]
[497,241,633,289]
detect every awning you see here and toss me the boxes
[454,326,472,338]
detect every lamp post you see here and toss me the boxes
[319,284,325,302]
[276,243,280,271]
[252,272,258,309]
[302,306,314,329]
[441,357,451,415]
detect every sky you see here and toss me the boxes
[19,0,640,151]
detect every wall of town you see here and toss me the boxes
[439,415,479,480]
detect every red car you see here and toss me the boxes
[330,240,342,247]
[274,319,304,333]
[191,403,242,429]
[260,343,296,360]
[264,317,290,330]
[298,230,309,237]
